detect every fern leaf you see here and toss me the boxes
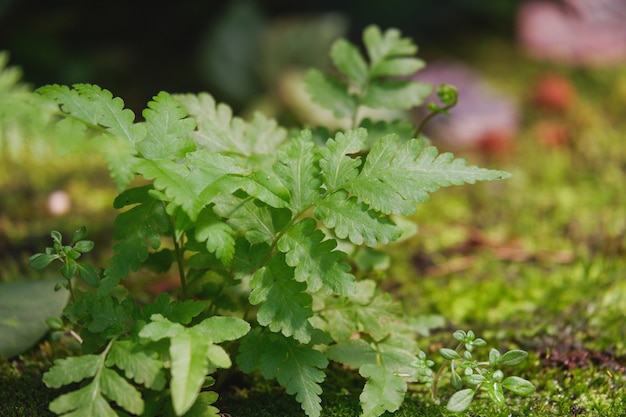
[273,130,323,214]
[314,190,401,246]
[195,207,236,265]
[212,193,290,245]
[105,340,164,389]
[362,25,416,66]
[249,253,313,343]
[277,218,355,296]
[44,343,145,417]
[304,69,358,119]
[237,329,328,417]
[330,39,369,86]
[37,84,145,190]
[139,314,248,416]
[359,364,407,417]
[318,128,365,191]
[136,91,196,159]
[175,92,286,155]
[349,134,511,215]
[362,79,431,110]
[99,186,170,295]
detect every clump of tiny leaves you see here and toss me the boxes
[25,25,533,417]
[429,330,535,412]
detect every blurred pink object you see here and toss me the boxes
[413,61,519,154]
[517,0,626,66]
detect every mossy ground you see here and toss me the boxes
[1,36,625,416]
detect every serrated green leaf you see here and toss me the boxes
[37,84,145,190]
[369,57,425,78]
[239,170,290,208]
[320,285,403,342]
[249,254,313,343]
[181,391,221,417]
[277,218,355,296]
[363,25,416,65]
[314,190,401,246]
[49,382,118,417]
[212,193,289,245]
[305,69,358,119]
[359,364,407,417]
[139,314,186,341]
[326,338,378,369]
[330,39,369,86]
[169,331,212,416]
[318,128,365,191]
[237,329,328,417]
[273,130,323,214]
[195,207,236,265]
[105,340,164,389]
[175,93,286,156]
[37,84,144,144]
[446,388,475,412]
[142,294,205,325]
[100,186,170,295]
[192,316,250,344]
[363,79,431,110]
[100,367,144,415]
[349,135,511,216]
[43,355,100,388]
[136,91,196,159]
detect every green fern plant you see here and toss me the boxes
[21,25,532,417]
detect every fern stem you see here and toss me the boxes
[173,235,188,299]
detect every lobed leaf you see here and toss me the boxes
[175,92,286,156]
[314,190,401,247]
[100,186,170,295]
[277,218,355,296]
[363,26,416,65]
[195,207,236,265]
[359,364,407,417]
[349,135,511,216]
[105,340,164,389]
[362,79,431,110]
[318,128,365,192]
[48,383,118,417]
[43,355,101,388]
[249,254,313,343]
[330,39,369,86]
[99,367,144,415]
[136,91,196,160]
[169,332,212,416]
[304,69,358,119]
[273,130,323,214]
[237,329,328,417]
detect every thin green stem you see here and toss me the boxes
[413,105,455,138]
[173,234,188,299]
